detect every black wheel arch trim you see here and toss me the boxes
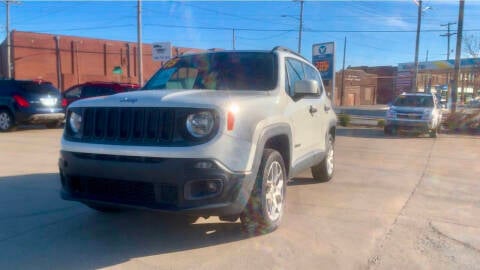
[252,123,293,180]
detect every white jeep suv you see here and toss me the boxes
[59,47,337,233]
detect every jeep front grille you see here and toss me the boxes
[69,107,176,145]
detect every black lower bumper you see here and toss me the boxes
[386,120,432,132]
[59,151,256,217]
[15,108,64,124]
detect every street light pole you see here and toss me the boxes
[4,0,19,79]
[412,0,422,92]
[137,0,143,86]
[297,0,304,54]
[6,0,11,79]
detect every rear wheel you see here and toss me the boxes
[0,109,14,132]
[311,133,335,182]
[241,149,286,235]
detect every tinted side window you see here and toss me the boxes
[0,81,15,94]
[285,58,305,96]
[17,82,59,95]
[303,64,324,96]
[83,86,115,97]
[65,87,82,98]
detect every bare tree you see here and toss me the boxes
[463,34,480,58]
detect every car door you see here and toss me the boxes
[303,63,329,153]
[284,58,317,163]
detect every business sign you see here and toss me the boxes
[312,42,335,81]
[152,42,172,61]
[398,58,480,71]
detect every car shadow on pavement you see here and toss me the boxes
[337,127,432,139]
[0,173,249,270]
[287,177,319,186]
[5,124,64,132]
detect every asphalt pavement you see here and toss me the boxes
[0,127,479,269]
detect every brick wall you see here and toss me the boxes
[2,31,204,91]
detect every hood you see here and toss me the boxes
[69,89,272,110]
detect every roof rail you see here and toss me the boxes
[272,46,309,62]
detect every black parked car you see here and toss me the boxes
[0,79,64,131]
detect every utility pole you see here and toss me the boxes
[340,36,347,106]
[412,0,422,92]
[451,0,464,114]
[137,0,143,86]
[424,50,429,92]
[297,0,303,54]
[232,28,236,50]
[440,22,456,60]
[4,0,19,79]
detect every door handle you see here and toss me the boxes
[309,105,318,114]
[324,105,331,112]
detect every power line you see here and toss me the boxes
[237,30,295,41]
[144,23,480,33]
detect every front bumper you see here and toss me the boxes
[386,118,434,131]
[58,151,256,216]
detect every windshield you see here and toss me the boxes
[393,95,434,107]
[143,52,277,91]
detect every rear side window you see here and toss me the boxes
[17,81,59,95]
[0,81,15,94]
[83,86,116,97]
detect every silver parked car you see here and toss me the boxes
[384,92,442,138]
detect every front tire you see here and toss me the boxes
[0,109,15,132]
[429,126,438,138]
[311,133,335,182]
[384,125,392,135]
[241,149,286,235]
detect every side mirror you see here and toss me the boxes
[294,80,319,99]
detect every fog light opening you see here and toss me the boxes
[186,179,223,200]
[206,181,220,193]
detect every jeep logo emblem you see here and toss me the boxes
[120,97,138,103]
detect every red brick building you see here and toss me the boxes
[349,66,397,104]
[0,31,204,91]
[335,69,377,106]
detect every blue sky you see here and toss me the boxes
[2,1,480,69]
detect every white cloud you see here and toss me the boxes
[384,17,412,29]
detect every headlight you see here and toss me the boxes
[386,109,396,119]
[69,111,82,134]
[186,111,215,138]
